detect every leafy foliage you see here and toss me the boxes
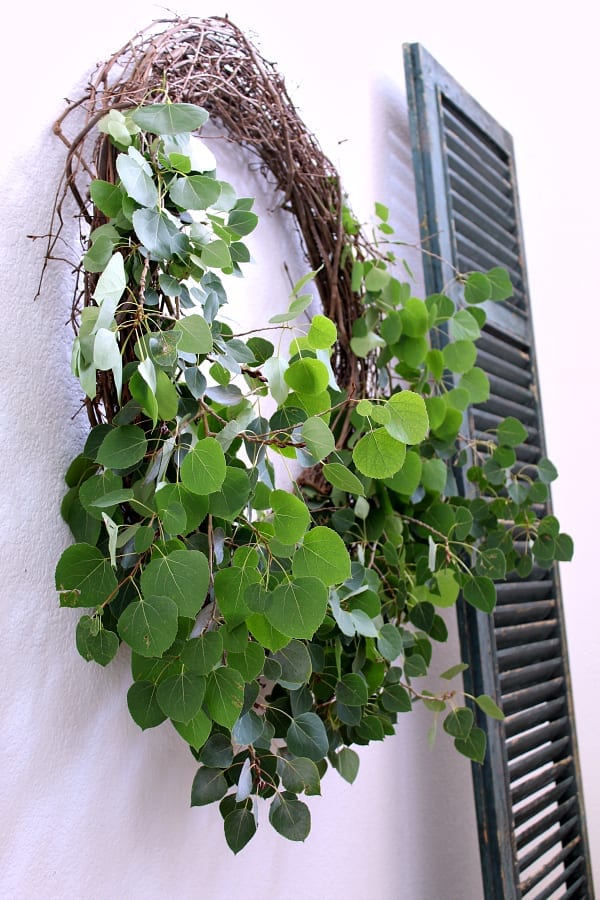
[55,102,572,851]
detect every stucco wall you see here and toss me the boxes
[1,2,598,898]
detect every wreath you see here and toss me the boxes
[46,16,571,852]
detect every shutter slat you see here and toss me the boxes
[455,230,524,282]
[404,41,593,899]
[516,796,578,851]
[514,776,575,829]
[495,620,558,649]
[504,696,566,739]
[507,717,569,762]
[511,757,574,805]
[497,639,562,672]
[520,836,582,895]
[495,581,553,603]
[442,102,511,180]
[494,600,555,625]
[519,814,579,875]
[502,678,566,717]
[500,658,564,694]
[450,191,517,252]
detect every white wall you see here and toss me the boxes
[1,2,597,898]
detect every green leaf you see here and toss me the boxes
[352,428,406,479]
[439,662,469,681]
[181,438,227,495]
[270,641,313,688]
[270,489,311,544]
[334,748,360,784]
[131,102,209,134]
[475,548,507,580]
[79,470,123,521]
[155,483,208,533]
[381,682,412,713]
[90,180,123,218]
[55,543,118,607]
[228,209,259,236]
[224,806,257,854]
[247,613,289,653]
[265,577,328,640]
[292,526,351,586]
[486,267,513,301]
[169,174,221,210]
[232,709,265,745]
[301,417,335,461]
[475,694,505,720]
[322,462,365,496]
[96,425,147,470]
[442,340,477,374]
[464,576,496,613]
[140,549,210,618]
[284,358,330,395]
[129,371,158,425]
[173,706,212,751]
[92,251,126,308]
[199,734,234,768]
[263,357,289,405]
[190,766,229,807]
[75,617,119,666]
[376,623,403,661]
[209,467,251,520]
[443,707,474,739]
[385,390,429,444]
[88,488,134,508]
[421,458,447,494]
[269,295,312,324]
[205,667,245,729]
[497,416,528,447]
[286,712,329,761]
[176,314,213,354]
[458,367,490,404]
[227,642,265,683]
[555,533,574,562]
[449,308,481,342]
[538,457,559,484]
[464,272,491,304]
[455,726,487,763]
[132,208,180,259]
[93,327,120,372]
[127,681,167,730]
[214,566,259,626]
[182,631,224,674]
[269,794,311,842]
[279,756,321,794]
[307,315,337,350]
[401,297,429,336]
[336,674,368,707]
[117,594,179,658]
[116,148,158,207]
[434,570,460,608]
[156,671,207,723]
[201,240,232,269]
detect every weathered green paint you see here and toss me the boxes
[404,41,594,900]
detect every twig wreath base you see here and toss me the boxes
[46,16,572,852]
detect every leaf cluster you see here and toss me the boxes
[55,103,572,852]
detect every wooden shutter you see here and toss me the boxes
[403,43,594,900]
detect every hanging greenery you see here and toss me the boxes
[46,17,572,853]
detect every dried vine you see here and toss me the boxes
[48,15,376,428]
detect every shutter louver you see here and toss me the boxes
[404,43,594,900]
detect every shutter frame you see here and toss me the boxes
[404,42,594,899]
